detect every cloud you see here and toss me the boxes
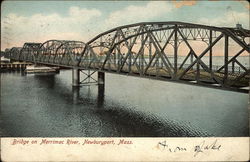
[1,6,101,50]
[104,1,173,28]
[1,1,249,52]
[69,6,101,20]
[1,1,174,50]
[171,0,197,8]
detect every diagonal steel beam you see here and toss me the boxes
[130,34,149,72]
[217,48,245,72]
[150,30,174,69]
[101,30,120,69]
[178,50,192,70]
[174,25,178,77]
[88,48,100,68]
[148,32,173,76]
[225,29,250,53]
[178,33,224,79]
[143,48,157,74]
[234,59,248,72]
[131,54,141,71]
[117,26,143,72]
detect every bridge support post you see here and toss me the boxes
[224,35,229,85]
[98,72,105,84]
[173,25,178,80]
[72,87,80,104]
[209,30,213,71]
[72,68,80,87]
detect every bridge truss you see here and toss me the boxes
[4,22,250,92]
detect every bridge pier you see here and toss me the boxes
[72,68,80,87]
[98,72,105,84]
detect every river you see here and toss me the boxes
[0,70,249,137]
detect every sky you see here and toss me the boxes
[1,0,249,51]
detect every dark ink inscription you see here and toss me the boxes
[194,139,221,157]
[157,139,222,157]
[158,140,187,152]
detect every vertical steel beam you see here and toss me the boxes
[88,69,90,83]
[174,25,178,79]
[209,30,213,71]
[72,68,80,86]
[156,54,159,77]
[196,61,200,83]
[108,57,111,71]
[117,34,121,72]
[128,46,132,73]
[98,71,105,84]
[140,33,144,75]
[232,60,235,73]
[224,35,229,83]
[190,52,193,66]
[149,39,152,60]
[114,47,116,66]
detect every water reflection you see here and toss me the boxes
[68,83,209,137]
[72,84,105,107]
[34,74,56,89]
[97,84,105,108]
[72,87,80,104]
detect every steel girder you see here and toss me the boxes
[78,22,249,89]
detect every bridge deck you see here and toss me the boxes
[28,59,249,91]
[96,64,249,87]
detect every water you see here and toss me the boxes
[0,70,249,137]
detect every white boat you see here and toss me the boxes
[25,65,59,74]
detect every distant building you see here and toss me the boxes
[0,51,5,57]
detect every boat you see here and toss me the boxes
[25,65,59,74]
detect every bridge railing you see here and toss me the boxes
[77,56,248,74]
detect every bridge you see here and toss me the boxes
[3,22,250,93]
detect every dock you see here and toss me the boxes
[0,62,33,71]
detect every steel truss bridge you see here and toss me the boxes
[4,22,250,93]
